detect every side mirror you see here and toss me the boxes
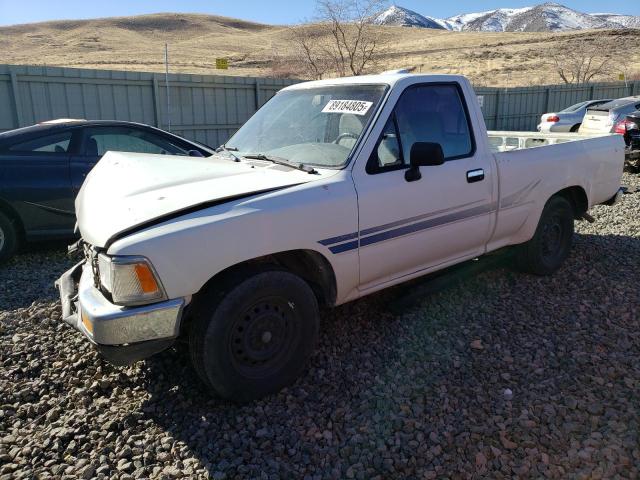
[405,142,444,182]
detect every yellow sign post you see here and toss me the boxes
[216,58,229,70]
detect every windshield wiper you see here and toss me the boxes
[215,144,242,162]
[243,153,318,174]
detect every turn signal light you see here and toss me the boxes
[134,263,160,294]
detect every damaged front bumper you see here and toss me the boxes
[55,261,184,365]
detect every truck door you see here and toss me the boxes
[353,83,495,289]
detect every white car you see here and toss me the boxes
[57,73,624,401]
[580,96,640,135]
[537,99,611,133]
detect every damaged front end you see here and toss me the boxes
[55,242,184,366]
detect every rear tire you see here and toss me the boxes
[0,212,18,264]
[515,196,574,276]
[189,267,319,402]
[570,124,581,133]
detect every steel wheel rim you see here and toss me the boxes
[541,214,563,258]
[229,297,300,378]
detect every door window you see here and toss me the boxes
[9,131,72,153]
[369,84,474,173]
[82,127,189,157]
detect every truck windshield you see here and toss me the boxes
[226,84,387,168]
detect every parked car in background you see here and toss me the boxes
[579,96,640,135]
[621,110,640,171]
[0,120,215,262]
[537,99,611,133]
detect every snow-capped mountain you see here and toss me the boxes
[445,10,499,31]
[591,14,640,29]
[371,5,446,29]
[462,3,620,32]
[373,3,639,32]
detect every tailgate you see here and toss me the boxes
[579,110,612,134]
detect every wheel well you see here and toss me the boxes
[0,198,25,242]
[196,250,337,308]
[554,186,588,219]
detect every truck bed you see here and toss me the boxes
[487,131,611,153]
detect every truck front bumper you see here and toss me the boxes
[55,261,184,365]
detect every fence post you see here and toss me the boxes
[493,89,501,130]
[544,87,550,113]
[9,72,23,128]
[254,78,261,110]
[152,77,161,127]
[589,84,595,100]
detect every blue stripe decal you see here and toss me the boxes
[359,200,482,237]
[319,202,496,254]
[360,203,496,247]
[329,240,359,254]
[319,231,358,246]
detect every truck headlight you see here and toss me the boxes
[97,254,167,306]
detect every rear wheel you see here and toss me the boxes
[0,212,18,264]
[189,267,319,402]
[516,196,574,275]
[570,124,581,132]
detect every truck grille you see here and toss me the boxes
[81,242,101,288]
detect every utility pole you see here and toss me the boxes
[164,43,171,131]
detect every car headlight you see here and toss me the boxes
[97,254,167,306]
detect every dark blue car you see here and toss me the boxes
[0,119,214,262]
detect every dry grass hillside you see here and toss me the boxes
[0,13,639,87]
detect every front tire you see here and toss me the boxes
[189,268,319,402]
[0,212,18,264]
[516,196,574,275]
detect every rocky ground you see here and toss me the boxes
[1,174,639,479]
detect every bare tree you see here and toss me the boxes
[290,0,390,79]
[549,41,613,84]
[287,24,333,79]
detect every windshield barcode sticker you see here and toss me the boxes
[322,100,373,116]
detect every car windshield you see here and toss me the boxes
[225,84,387,168]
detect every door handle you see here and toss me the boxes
[466,169,484,183]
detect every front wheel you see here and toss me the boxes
[515,196,574,275]
[189,268,319,402]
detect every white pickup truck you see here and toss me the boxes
[56,73,624,401]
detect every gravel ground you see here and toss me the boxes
[1,174,639,479]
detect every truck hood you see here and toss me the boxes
[76,151,330,247]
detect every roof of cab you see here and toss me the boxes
[282,73,469,91]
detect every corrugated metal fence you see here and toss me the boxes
[0,64,297,147]
[1,64,639,143]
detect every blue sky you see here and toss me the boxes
[0,0,637,26]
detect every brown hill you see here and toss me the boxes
[0,13,638,87]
